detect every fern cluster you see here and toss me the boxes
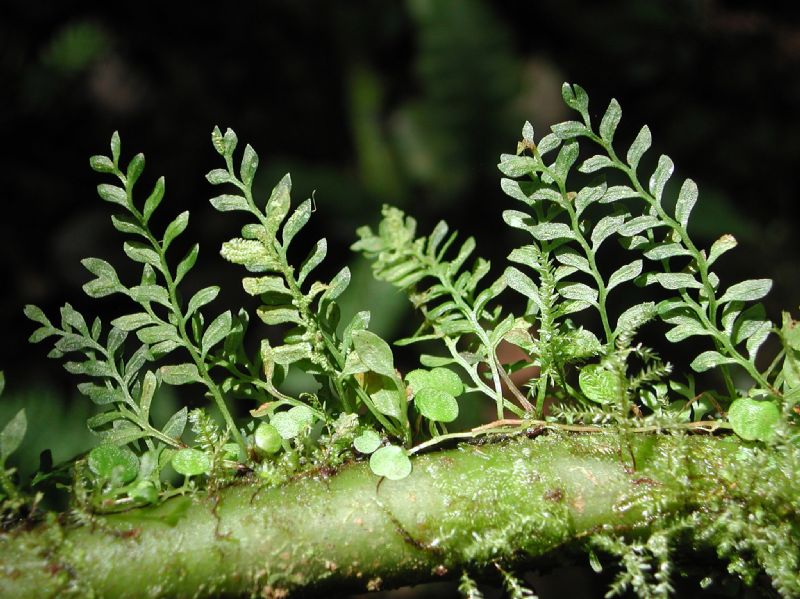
[4,81,798,598]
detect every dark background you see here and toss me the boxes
[1,2,798,597]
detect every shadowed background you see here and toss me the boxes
[1,1,798,597]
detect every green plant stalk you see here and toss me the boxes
[0,432,769,598]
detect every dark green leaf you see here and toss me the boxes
[126,153,145,187]
[175,244,200,284]
[187,286,220,317]
[163,211,189,250]
[90,155,115,173]
[110,131,121,165]
[162,407,188,440]
[123,242,160,267]
[690,351,736,373]
[143,177,166,223]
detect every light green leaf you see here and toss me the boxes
[406,368,464,396]
[370,387,402,419]
[414,388,459,423]
[0,409,26,461]
[351,330,395,377]
[675,179,698,229]
[163,211,189,250]
[718,279,773,304]
[648,155,674,203]
[265,173,292,236]
[220,238,277,272]
[282,199,312,248]
[242,276,290,296]
[210,194,249,212]
[205,168,231,185]
[642,243,691,260]
[186,286,220,317]
[136,324,180,345]
[497,154,537,178]
[558,283,598,305]
[171,448,210,476]
[129,285,171,307]
[555,249,592,274]
[240,144,259,186]
[607,260,643,291]
[89,444,139,483]
[601,185,638,204]
[143,177,165,223]
[353,430,381,454]
[369,445,412,480]
[201,311,232,355]
[579,365,620,404]
[649,273,703,290]
[690,350,736,373]
[268,342,313,366]
[664,315,709,342]
[90,155,115,173]
[322,267,351,302]
[256,306,303,326]
[551,121,588,139]
[255,423,282,454]
[504,267,539,304]
[618,215,662,237]
[97,183,128,207]
[123,242,160,267]
[579,155,614,173]
[110,131,121,164]
[159,364,202,385]
[298,238,327,285]
[599,98,621,142]
[728,397,780,442]
[591,214,626,249]
[552,141,579,181]
[574,183,606,216]
[708,234,737,265]
[626,125,651,170]
[111,313,153,332]
[530,222,574,241]
[271,406,314,440]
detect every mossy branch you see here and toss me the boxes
[2,432,796,598]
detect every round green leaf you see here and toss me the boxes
[270,406,315,440]
[728,397,781,442]
[406,368,464,397]
[369,445,412,480]
[254,423,282,454]
[171,448,211,476]
[88,444,139,484]
[414,388,459,423]
[579,364,621,404]
[353,430,381,454]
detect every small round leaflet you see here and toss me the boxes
[271,406,315,440]
[172,448,211,476]
[414,388,459,422]
[353,429,381,454]
[728,397,781,442]
[255,422,282,454]
[88,444,139,484]
[369,445,412,480]
[406,368,464,396]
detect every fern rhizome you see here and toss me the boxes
[9,83,800,597]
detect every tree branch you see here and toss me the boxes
[0,432,773,597]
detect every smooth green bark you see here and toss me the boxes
[0,432,742,597]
